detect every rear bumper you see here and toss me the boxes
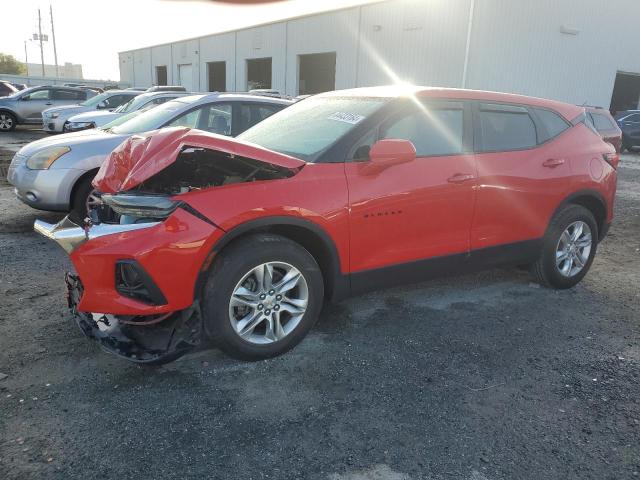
[66,273,202,363]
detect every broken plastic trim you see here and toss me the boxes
[34,216,159,254]
[66,273,201,364]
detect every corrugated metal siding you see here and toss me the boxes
[467,0,640,107]
[199,32,236,92]
[118,0,640,107]
[285,7,361,95]
[235,23,287,92]
[357,0,471,87]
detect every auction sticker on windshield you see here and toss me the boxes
[327,112,365,124]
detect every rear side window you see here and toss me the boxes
[590,112,615,131]
[620,113,640,123]
[54,89,85,100]
[477,103,537,152]
[533,108,570,142]
[381,104,464,156]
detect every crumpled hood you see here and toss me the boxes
[93,127,306,194]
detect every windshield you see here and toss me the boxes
[100,110,145,131]
[80,91,113,107]
[238,96,386,161]
[114,98,135,113]
[109,99,188,135]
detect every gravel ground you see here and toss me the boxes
[0,132,639,479]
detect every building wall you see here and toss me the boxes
[27,62,83,79]
[118,0,640,107]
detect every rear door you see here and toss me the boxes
[345,99,476,274]
[470,102,573,251]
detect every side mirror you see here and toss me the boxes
[97,101,107,109]
[20,95,30,101]
[363,139,416,174]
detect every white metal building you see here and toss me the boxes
[119,0,640,112]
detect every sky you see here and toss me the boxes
[4,0,373,81]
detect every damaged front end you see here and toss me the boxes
[35,127,305,364]
[66,273,201,364]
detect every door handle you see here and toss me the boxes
[542,158,565,168]
[45,102,53,105]
[447,173,475,184]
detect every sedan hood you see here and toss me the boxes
[43,105,89,116]
[93,127,306,193]
[17,128,124,157]
[69,110,120,122]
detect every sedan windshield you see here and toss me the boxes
[238,96,386,161]
[109,99,191,135]
[80,92,113,107]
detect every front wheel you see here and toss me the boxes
[531,204,598,289]
[0,112,17,132]
[201,234,324,360]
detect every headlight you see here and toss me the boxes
[67,121,94,130]
[49,112,59,119]
[26,146,71,170]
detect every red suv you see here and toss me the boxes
[36,86,618,364]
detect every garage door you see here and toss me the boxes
[178,64,193,91]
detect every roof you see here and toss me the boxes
[319,85,583,121]
[171,92,293,106]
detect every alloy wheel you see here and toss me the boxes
[555,221,592,277]
[0,113,14,131]
[228,261,309,344]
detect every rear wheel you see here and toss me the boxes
[532,204,598,289]
[0,112,16,132]
[201,234,324,360]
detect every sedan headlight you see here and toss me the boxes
[26,146,71,170]
[66,121,95,131]
[49,112,60,119]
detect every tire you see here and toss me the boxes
[0,111,17,132]
[69,176,96,223]
[201,233,324,361]
[531,204,598,289]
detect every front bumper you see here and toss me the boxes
[66,273,202,364]
[8,162,85,211]
[42,116,66,133]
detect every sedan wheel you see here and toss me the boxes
[0,112,16,131]
[228,262,309,344]
[555,221,592,277]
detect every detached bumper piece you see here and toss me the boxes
[65,273,202,364]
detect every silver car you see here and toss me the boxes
[0,86,97,132]
[42,90,140,133]
[7,93,292,218]
[64,91,192,132]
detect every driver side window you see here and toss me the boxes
[23,89,51,101]
[167,107,203,129]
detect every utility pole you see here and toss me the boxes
[37,8,45,77]
[24,41,29,68]
[49,4,59,78]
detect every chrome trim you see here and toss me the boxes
[34,215,159,254]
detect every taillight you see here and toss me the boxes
[603,153,620,170]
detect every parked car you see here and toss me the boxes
[583,106,622,152]
[0,86,97,132]
[0,80,18,97]
[146,85,187,92]
[64,91,192,132]
[42,90,140,133]
[8,93,291,219]
[33,86,618,365]
[615,110,640,152]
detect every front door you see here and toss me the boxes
[345,100,476,280]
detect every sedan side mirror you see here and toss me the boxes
[97,101,107,109]
[363,139,416,174]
